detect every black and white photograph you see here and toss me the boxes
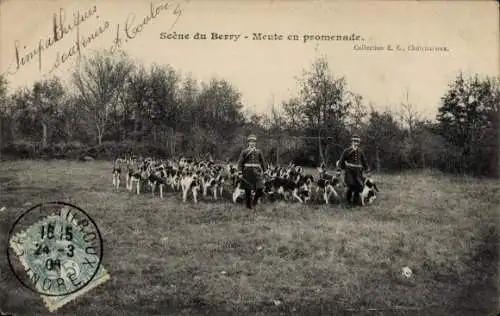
[0,0,498,315]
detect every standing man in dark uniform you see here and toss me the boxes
[237,134,267,209]
[338,135,369,205]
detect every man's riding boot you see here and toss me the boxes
[253,188,263,206]
[346,189,353,204]
[245,189,253,209]
[353,192,359,206]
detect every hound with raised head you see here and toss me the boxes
[202,171,220,200]
[112,158,125,190]
[181,171,201,203]
[297,174,314,203]
[316,164,343,204]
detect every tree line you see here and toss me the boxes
[0,50,498,177]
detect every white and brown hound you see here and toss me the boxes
[316,164,343,204]
[148,165,168,199]
[112,158,125,190]
[360,177,379,206]
[181,171,201,203]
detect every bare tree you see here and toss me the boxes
[267,95,285,164]
[30,78,64,147]
[399,89,421,136]
[297,57,349,165]
[72,51,134,145]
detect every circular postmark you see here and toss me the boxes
[7,202,103,296]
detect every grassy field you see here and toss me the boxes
[0,160,498,316]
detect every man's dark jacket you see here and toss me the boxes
[237,147,266,190]
[338,146,368,191]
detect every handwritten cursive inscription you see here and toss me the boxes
[111,1,182,53]
[50,18,110,73]
[5,6,99,76]
[53,6,98,42]
[2,1,183,76]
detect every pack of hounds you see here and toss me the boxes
[111,156,379,206]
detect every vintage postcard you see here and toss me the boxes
[0,0,498,315]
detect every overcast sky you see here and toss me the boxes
[1,0,498,119]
